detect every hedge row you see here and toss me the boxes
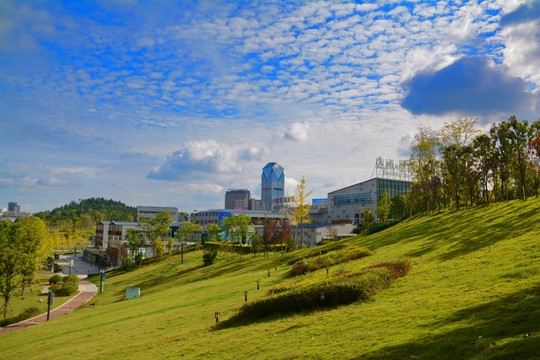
[0,307,40,327]
[290,246,374,275]
[229,259,411,322]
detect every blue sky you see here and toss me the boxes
[1,0,539,214]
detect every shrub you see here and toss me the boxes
[367,220,400,235]
[229,260,411,322]
[54,263,62,272]
[56,284,78,296]
[290,246,373,275]
[62,274,80,286]
[48,284,61,293]
[49,274,63,284]
[203,249,218,266]
[287,257,301,265]
[0,307,40,327]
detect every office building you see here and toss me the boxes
[8,202,20,214]
[261,162,285,211]
[225,189,251,210]
[327,178,411,224]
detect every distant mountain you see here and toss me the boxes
[34,197,136,223]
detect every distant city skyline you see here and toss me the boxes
[1,1,539,213]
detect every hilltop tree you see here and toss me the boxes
[289,177,313,248]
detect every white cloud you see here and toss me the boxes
[283,122,310,142]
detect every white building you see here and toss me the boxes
[136,206,179,222]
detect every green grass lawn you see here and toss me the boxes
[3,275,72,320]
[1,197,539,359]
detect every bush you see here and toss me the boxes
[55,284,78,296]
[54,263,62,272]
[367,220,400,235]
[0,307,40,327]
[202,249,218,266]
[229,260,411,322]
[49,274,63,284]
[48,284,61,293]
[290,246,373,275]
[62,274,80,286]
[287,257,301,265]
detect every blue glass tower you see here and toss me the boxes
[261,162,284,211]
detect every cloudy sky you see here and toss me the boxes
[1,0,539,214]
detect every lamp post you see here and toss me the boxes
[268,269,270,277]
[320,291,325,301]
[244,291,248,302]
[214,311,220,323]
[326,265,330,275]
[257,280,260,290]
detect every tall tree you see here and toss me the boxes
[362,207,375,234]
[408,126,440,212]
[15,217,50,295]
[125,228,145,265]
[377,191,391,223]
[142,212,172,258]
[289,177,313,247]
[0,222,22,318]
[178,221,203,263]
[206,223,222,243]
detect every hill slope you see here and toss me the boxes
[1,198,539,359]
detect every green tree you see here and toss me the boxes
[0,222,22,318]
[362,207,375,234]
[178,221,203,263]
[408,126,440,212]
[377,191,391,223]
[143,212,172,258]
[15,217,50,295]
[125,228,145,266]
[390,195,408,220]
[206,223,222,243]
[289,177,313,248]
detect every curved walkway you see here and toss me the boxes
[0,280,98,335]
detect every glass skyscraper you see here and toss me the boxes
[261,162,284,211]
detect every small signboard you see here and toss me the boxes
[125,287,140,300]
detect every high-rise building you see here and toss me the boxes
[8,202,20,214]
[224,189,251,210]
[261,162,285,211]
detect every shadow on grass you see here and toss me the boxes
[358,198,539,262]
[210,306,331,331]
[355,284,540,359]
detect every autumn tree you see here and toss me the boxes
[289,177,313,248]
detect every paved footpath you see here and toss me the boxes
[0,280,98,335]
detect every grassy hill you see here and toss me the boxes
[1,197,539,359]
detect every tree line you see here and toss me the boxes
[407,115,540,214]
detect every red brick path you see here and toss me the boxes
[0,280,98,335]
